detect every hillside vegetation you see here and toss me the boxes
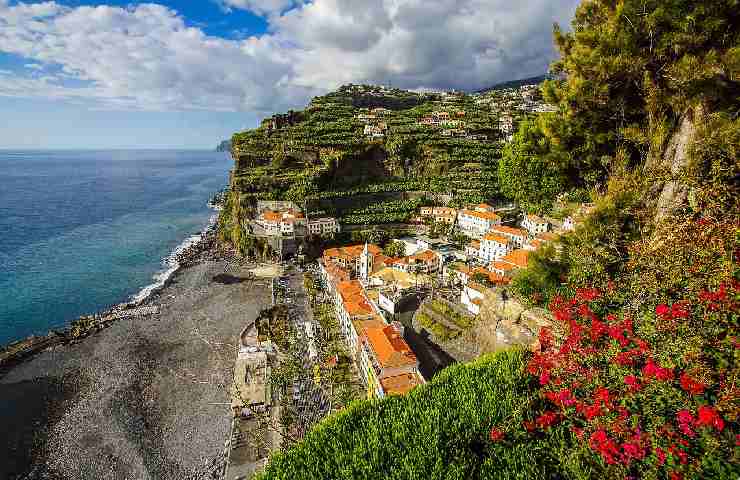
[229,0,739,478]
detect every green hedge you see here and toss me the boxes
[255,349,597,480]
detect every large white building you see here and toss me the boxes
[256,209,306,236]
[457,207,501,236]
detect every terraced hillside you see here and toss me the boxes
[220,84,520,249]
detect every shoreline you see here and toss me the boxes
[0,227,276,479]
[0,203,225,375]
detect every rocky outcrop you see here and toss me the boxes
[647,105,705,224]
[411,287,559,364]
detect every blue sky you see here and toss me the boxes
[0,0,580,149]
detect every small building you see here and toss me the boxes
[307,217,340,236]
[256,209,306,236]
[522,214,549,236]
[489,225,527,249]
[461,282,486,315]
[464,240,481,259]
[359,323,424,398]
[480,233,511,262]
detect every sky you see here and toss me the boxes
[0,0,580,149]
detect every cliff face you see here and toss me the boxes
[220,84,504,251]
[412,288,557,363]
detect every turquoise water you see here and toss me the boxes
[0,150,232,346]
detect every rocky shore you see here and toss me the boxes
[0,233,274,480]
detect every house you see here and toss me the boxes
[455,111,466,117]
[522,214,549,236]
[307,217,340,236]
[562,216,576,231]
[489,261,518,278]
[433,111,450,121]
[440,119,462,127]
[323,244,382,278]
[256,209,306,236]
[334,279,377,351]
[489,225,527,249]
[474,203,496,213]
[364,124,385,137]
[371,107,392,116]
[419,206,457,225]
[461,282,486,315]
[465,240,481,258]
[446,262,473,285]
[480,233,511,262]
[356,113,377,123]
[457,209,502,236]
[390,249,441,274]
[419,116,439,126]
[441,129,467,138]
[358,323,424,398]
[489,249,530,278]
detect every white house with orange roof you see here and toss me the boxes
[490,249,530,278]
[359,322,424,398]
[464,239,481,259]
[490,225,527,249]
[457,208,501,236]
[480,232,511,262]
[256,209,306,235]
[462,281,486,315]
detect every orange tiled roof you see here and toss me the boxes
[323,244,381,262]
[380,373,422,395]
[364,325,417,368]
[262,211,282,222]
[491,225,526,238]
[502,249,529,268]
[526,214,547,224]
[411,249,437,263]
[483,233,509,244]
[491,261,516,272]
[460,209,500,221]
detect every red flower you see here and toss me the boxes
[624,375,641,392]
[696,405,724,431]
[655,447,667,466]
[593,387,611,405]
[671,301,690,319]
[489,427,504,442]
[670,472,683,480]
[584,404,602,420]
[536,411,558,429]
[680,373,706,395]
[676,409,694,425]
[655,304,670,317]
[539,371,550,386]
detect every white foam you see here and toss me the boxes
[129,211,218,305]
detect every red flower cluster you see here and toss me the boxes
[489,427,504,442]
[679,373,706,395]
[519,287,737,476]
[699,283,731,311]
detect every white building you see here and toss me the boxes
[522,214,549,236]
[489,226,527,249]
[461,283,485,315]
[457,209,501,236]
[256,209,306,236]
[307,217,340,236]
[479,233,511,262]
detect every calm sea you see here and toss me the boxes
[0,150,232,346]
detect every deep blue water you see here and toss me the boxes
[0,150,232,346]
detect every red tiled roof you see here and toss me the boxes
[483,233,509,244]
[460,209,500,221]
[502,249,529,268]
[491,225,527,238]
[364,325,417,368]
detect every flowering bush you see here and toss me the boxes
[507,281,739,478]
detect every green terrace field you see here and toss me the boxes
[222,83,521,244]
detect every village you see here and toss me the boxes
[224,195,596,477]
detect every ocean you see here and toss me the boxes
[0,150,232,346]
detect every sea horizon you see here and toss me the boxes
[0,149,232,346]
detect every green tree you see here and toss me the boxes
[498,118,566,212]
[383,240,406,258]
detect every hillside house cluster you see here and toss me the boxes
[320,245,425,398]
[255,204,339,238]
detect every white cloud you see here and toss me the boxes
[0,0,579,113]
[218,0,299,16]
